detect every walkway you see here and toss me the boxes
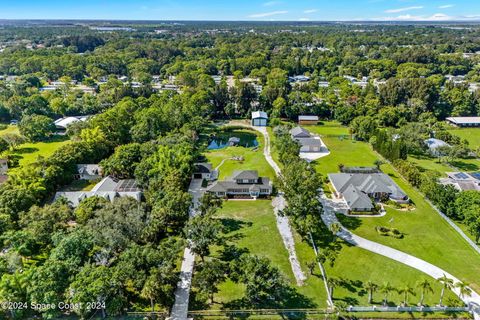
[170,179,205,320]
[252,126,307,286]
[320,196,480,320]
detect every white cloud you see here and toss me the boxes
[439,4,454,9]
[304,9,318,14]
[248,10,288,18]
[385,6,424,13]
[374,13,456,21]
[299,17,311,21]
[263,1,282,6]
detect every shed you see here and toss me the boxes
[251,111,268,127]
[298,115,319,125]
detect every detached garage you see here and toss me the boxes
[251,111,268,127]
[298,115,319,125]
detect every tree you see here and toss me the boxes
[455,281,472,299]
[327,277,340,299]
[397,284,415,306]
[193,259,226,304]
[140,271,162,314]
[380,282,394,306]
[1,133,25,151]
[306,261,316,275]
[417,279,433,306]
[185,213,222,261]
[364,281,378,304]
[437,274,454,306]
[18,114,55,142]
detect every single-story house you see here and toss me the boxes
[329,173,409,212]
[54,116,90,131]
[290,127,324,153]
[439,172,480,192]
[193,163,218,181]
[446,117,480,127]
[289,75,310,83]
[54,176,142,207]
[425,138,450,156]
[251,111,268,127]
[207,170,272,199]
[298,115,319,125]
[75,164,102,180]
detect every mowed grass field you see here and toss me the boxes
[0,125,70,167]
[448,127,480,149]
[308,121,480,292]
[205,128,275,180]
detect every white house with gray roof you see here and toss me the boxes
[290,126,325,153]
[206,170,271,199]
[329,173,408,212]
[54,176,142,207]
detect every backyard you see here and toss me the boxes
[448,127,480,150]
[0,125,70,168]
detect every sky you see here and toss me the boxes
[0,0,480,21]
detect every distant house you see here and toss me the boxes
[298,115,319,125]
[289,75,310,83]
[439,172,480,192]
[54,176,142,207]
[251,111,268,127]
[207,170,272,199]
[54,116,89,132]
[75,164,102,180]
[329,173,409,212]
[193,163,218,181]
[425,138,450,156]
[446,117,480,127]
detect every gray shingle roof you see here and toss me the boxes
[231,170,259,181]
[290,126,311,138]
[296,137,322,147]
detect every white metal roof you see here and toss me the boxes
[446,117,480,124]
[252,111,268,119]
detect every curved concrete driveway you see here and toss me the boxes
[321,197,480,319]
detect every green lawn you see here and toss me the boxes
[0,125,70,168]
[448,127,480,149]
[205,129,275,180]
[409,155,480,175]
[209,200,327,309]
[306,122,480,292]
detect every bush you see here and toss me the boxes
[376,226,404,239]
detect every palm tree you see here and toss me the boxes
[364,281,378,304]
[397,285,416,306]
[417,279,434,306]
[330,223,341,235]
[456,281,472,299]
[380,282,394,306]
[327,277,340,299]
[374,159,384,170]
[437,274,454,306]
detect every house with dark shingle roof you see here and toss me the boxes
[207,170,272,199]
[328,173,409,212]
[290,126,324,153]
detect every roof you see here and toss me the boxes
[446,117,480,124]
[342,185,374,210]
[0,175,7,184]
[54,176,142,207]
[425,138,450,149]
[290,126,311,138]
[231,170,259,181]
[207,176,271,193]
[0,159,7,164]
[251,111,268,119]
[194,163,213,174]
[298,115,319,121]
[296,137,322,147]
[54,116,89,129]
[329,173,407,200]
[77,164,101,176]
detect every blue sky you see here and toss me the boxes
[1,0,480,21]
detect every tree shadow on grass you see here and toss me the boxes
[219,244,249,263]
[337,215,362,231]
[14,147,38,154]
[223,285,316,319]
[450,161,479,171]
[220,218,252,233]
